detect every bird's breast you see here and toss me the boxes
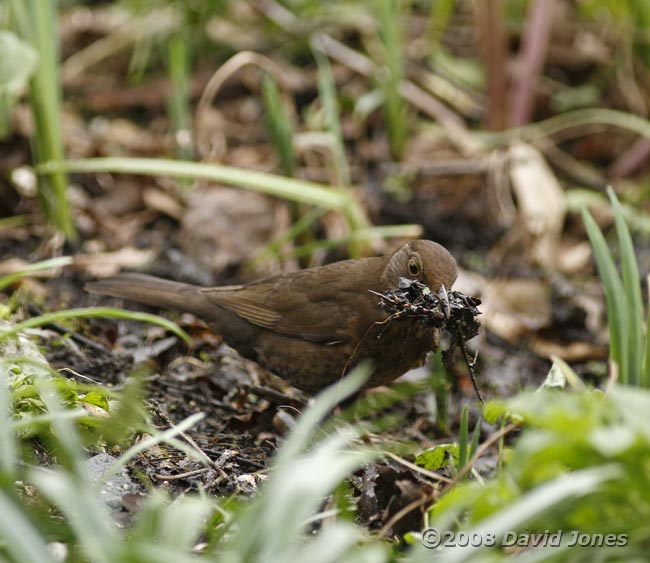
[350,317,438,387]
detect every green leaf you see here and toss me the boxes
[609,186,644,386]
[482,400,523,425]
[0,256,72,291]
[0,307,192,346]
[30,467,120,563]
[469,419,481,460]
[609,385,650,440]
[415,443,457,470]
[0,30,38,95]
[458,405,469,472]
[311,38,351,187]
[540,360,567,390]
[375,0,407,158]
[0,491,55,563]
[645,277,650,387]
[42,156,371,232]
[423,466,620,563]
[544,357,585,391]
[582,207,628,380]
[81,390,110,410]
[262,73,295,177]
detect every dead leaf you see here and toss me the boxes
[142,187,184,219]
[93,178,144,216]
[530,338,607,361]
[482,278,552,343]
[509,142,566,268]
[82,402,110,418]
[74,247,156,277]
[179,187,289,277]
[555,240,592,274]
[0,258,42,276]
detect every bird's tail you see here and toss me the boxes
[86,273,209,317]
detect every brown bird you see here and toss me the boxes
[86,239,457,394]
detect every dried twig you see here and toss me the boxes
[372,278,483,402]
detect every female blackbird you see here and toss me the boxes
[86,239,457,393]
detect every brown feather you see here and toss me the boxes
[86,240,457,393]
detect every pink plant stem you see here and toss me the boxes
[510,0,555,126]
[609,137,650,179]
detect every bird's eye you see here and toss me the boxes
[408,258,420,276]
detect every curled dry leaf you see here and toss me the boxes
[142,187,184,220]
[509,142,566,269]
[74,247,156,277]
[481,278,552,343]
[555,240,593,274]
[530,338,607,362]
[482,277,604,362]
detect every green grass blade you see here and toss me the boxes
[15,0,76,239]
[47,156,374,241]
[262,73,296,177]
[0,365,18,476]
[225,365,374,561]
[427,0,455,46]
[0,256,73,291]
[274,364,370,466]
[0,90,13,139]
[311,38,351,187]
[641,276,650,388]
[0,491,56,563]
[35,377,87,472]
[582,207,629,382]
[478,108,650,148]
[608,187,644,386]
[30,466,120,563]
[10,409,88,431]
[457,405,469,474]
[429,349,450,433]
[469,417,481,460]
[0,215,28,230]
[257,207,327,264]
[104,412,205,481]
[41,156,365,223]
[166,29,193,162]
[0,30,38,139]
[420,465,620,563]
[376,0,407,158]
[0,307,192,346]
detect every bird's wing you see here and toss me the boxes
[201,261,382,344]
